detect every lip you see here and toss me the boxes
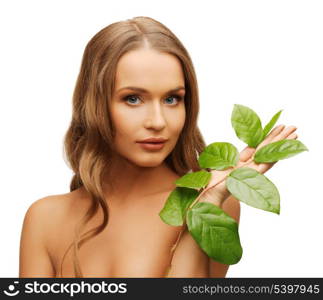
[137,142,166,151]
[136,137,168,151]
[137,137,168,143]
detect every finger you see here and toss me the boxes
[286,132,298,140]
[264,124,286,142]
[246,127,299,174]
[270,125,297,143]
[239,146,255,162]
[256,124,285,149]
[239,124,285,162]
[207,126,298,190]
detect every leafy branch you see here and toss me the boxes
[159,104,308,270]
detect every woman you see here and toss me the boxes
[19,16,298,278]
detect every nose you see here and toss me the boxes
[143,101,166,130]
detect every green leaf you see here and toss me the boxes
[226,167,280,214]
[198,142,239,170]
[175,170,211,189]
[254,139,309,163]
[262,109,283,140]
[187,202,242,265]
[231,104,263,148]
[159,187,199,226]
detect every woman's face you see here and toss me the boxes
[109,48,186,168]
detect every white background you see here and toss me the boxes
[0,0,322,277]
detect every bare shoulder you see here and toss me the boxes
[22,187,90,248]
[21,193,71,254]
[26,194,67,216]
[25,193,70,225]
[19,188,90,277]
[19,193,70,277]
[24,187,89,229]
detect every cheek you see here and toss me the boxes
[110,106,139,139]
[170,107,186,135]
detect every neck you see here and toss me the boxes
[102,154,179,204]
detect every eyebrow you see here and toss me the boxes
[116,86,185,94]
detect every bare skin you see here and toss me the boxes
[19,126,297,278]
[46,184,183,277]
[167,124,298,277]
[19,46,299,277]
[20,47,187,277]
[104,47,186,201]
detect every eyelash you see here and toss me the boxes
[122,94,184,106]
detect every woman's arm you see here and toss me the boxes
[208,195,240,277]
[19,198,56,277]
[166,195,240,278]
[167,226,210,277]
[167,125,298,278]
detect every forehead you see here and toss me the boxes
[114,48,185,89]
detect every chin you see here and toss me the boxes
[136,159,164,168]
[130,155,167,168]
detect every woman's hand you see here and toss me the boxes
[167,124,299,278]
[198,124,298,208]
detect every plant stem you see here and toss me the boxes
[165,157,254,277]
[164,222,187,277]
[188,158,252,210]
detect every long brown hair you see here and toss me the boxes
[61,16,206,277]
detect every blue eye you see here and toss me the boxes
[122,94,183,106]
[123,95,141,105]
[165,95,183,105]
[122,95,139,105]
